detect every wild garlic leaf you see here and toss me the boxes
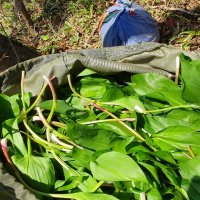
[12,155,55,192]
[2,118,27,156]
[131,73,185,106]
[181,54,200,104]
[90,151,148,183]
[152,126,200,151]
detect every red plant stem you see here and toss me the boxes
[1,139,12,164]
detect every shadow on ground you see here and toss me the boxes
[158,6,200,50]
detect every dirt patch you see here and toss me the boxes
[0,0,200,54]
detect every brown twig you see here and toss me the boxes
[148,6,200,17]
[14,0,37,37]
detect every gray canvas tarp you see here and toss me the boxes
[1,42,200,96]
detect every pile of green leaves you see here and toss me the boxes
[1,54,200,200]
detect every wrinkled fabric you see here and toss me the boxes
[100,1,160,47]
[1,42,200,96]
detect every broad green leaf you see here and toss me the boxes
[154,162,180,188]
[101,85,124,102]
[133,151,154,162]
[77,69,97,76]
[180,54,200,103]
[12,155,55,192]
[167,109,200,130]
[140,162,160,184]
[9,94,23,117]
[39,100,77,113]
[179,155,200,180]
[152,151,176,165]
[67,96,85,110]
[63,192,119,200]
[179,155,200,200]
[172,190,185,200]
[96,121,135,137]
[127,145,151,154]
[144,108,200,133]
[147,187,162,200]
[78,176,98,192]
[66,121,116,150]
[56,176,82,191]
[76,110,97,123]
[2,118,27,155]
[90,151,148,183]
[152,126,200,151]
[131,73,185,106]
[71,148,94,169]
[109,96,145,111]
[109,137,134,154]
[0,94,14,125]
[79,77,109,98]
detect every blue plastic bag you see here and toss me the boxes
[99,0,160,47]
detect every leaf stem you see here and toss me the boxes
[51,118,136,128]
[91,181,104,192]
[91,102,145,141]
[23,120,72,151]
[43,75,57,123]
[187,146,195,158]
[36,107,82,149]
[142,104,200,114]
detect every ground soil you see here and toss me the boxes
[1,0,200,56]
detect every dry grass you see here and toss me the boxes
[0,0,200,54]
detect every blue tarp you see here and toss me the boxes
[99,0,160,47]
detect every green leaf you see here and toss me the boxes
[39,100,77,114]
[12,155,55,192]
[90,151,148,183]
[152,126,200,151]
[79,77,109,98]
[180,54,200,103]
[2,118,27,155]
[56,176,82,191]
[101,85,124,102]
[147,187,162,200]
[0,94,14,125]
[109,96,145,111]
[131,73,185,106]
[77,69,97,77]
[78,176,98,192]
[65,192,119,200]
[152,151,176,165]
[167,110,200,130]
[76,110,97,123]
[71,148,94,169]
[41,35,49,41]
[67,96,85,110]
[96,121,134,137]
[154,162,180,188]
[9,94,23,117]
[109,137,134,154]
[140,162,160,184]
[66,121,116,150]
[179,155,200,200]
[179,155,200,180]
